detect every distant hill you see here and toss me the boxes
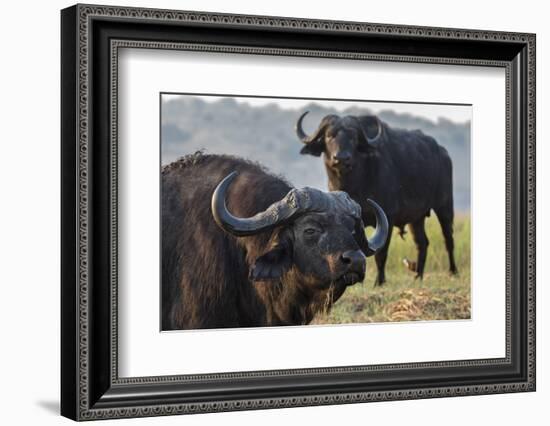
[161,97,471,211]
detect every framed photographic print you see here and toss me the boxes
[61,4,536,421]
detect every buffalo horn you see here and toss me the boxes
[295,111,331,145]
[295,111,311,142]
[365,198,389,254]
[366,117,383,142]
[211,172,301,237]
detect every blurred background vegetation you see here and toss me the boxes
[162,96,471,210]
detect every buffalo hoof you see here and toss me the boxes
[414,273,423,280]
[374,276,385,286]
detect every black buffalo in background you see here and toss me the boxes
[296,112,457,285]
[162,153,388,330]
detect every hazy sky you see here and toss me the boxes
[162,93,472,124]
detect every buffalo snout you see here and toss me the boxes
[338,249,366,285]
[331,151,352,168]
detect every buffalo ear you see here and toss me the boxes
[250,240,293,282]
[299,141,324,157]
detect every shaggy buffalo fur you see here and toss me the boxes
[161,153,367,330]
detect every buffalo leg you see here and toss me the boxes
[434,205,458,275]
[374,223,393,286]
[409,218,429,280]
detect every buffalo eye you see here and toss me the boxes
[304,228,319,236]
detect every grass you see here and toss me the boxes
[312,213,471,325]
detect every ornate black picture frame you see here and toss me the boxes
[61,4,536,421]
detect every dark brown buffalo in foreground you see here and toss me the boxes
[162,153,388,330]
[296,112,457,285]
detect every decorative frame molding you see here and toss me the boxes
[61,3,535,421]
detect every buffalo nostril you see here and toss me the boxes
[340,254,352,264]
[336,152,351,159]
[340,250,366,269]
[332,153,351,166]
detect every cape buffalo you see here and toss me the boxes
[162,153,388,330]
[296,112,457,285]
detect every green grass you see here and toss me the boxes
[312,214,471,325]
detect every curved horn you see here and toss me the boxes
[295,111,310,142]
[366,117,383,143]
[211,172,300,237]
[365,199,389,253]
[295,111,334,145]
